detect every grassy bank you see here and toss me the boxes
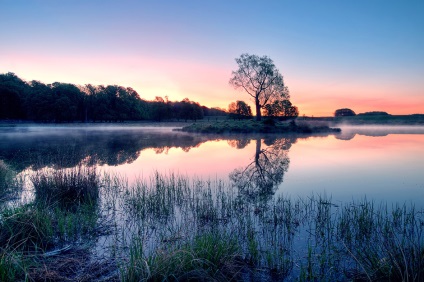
[298,114,424,125]
[0,169,423,281]
[178,119,341,134]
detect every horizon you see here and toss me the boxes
[1,1,423,116]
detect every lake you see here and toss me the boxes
[1,123,424,280]
[1,124,423,206]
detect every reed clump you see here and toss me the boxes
[121,231,243,281]
[0,161,19,202]
[31,166,99,208]
[0,166,104,280]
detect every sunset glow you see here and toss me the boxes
[1,1,423,116]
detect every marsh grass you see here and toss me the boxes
[0,250,22,282]
[0,161,21,203]
[31,166,99,209]
[0,166,105,280]
[1,168,423,281]
[119,175,424,281]
[121,232,243,281]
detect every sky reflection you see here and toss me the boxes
[1,125,423,206]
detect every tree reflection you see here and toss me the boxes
[227,138,251,149]
[0,129,208,172]
[229,136,295,202]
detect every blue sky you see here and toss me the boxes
[1,0,423,115]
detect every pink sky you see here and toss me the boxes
[1,1,423,116]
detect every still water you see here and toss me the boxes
[1,124,423,206]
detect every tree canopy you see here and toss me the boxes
[334,108,356,117]
[263,99,299,119]
[229,54,289,121]
[228,100,252,120]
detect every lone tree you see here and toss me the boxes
[230,53,289,121]
[334,108,356,117]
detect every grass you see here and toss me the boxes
[121,232,243,281]
[0,168,423,281]
[0,166,106,281]
[0,251,22,282]
[31,166,99,209]
[333,114,424,125]
[298,114,424,125]
[0,160,21,203]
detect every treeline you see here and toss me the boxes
[0,72,226,122]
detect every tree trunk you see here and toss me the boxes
[255,99,262,121]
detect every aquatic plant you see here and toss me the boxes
[1,169,423,280]
[121,231,243,281]
[31,166,99,208]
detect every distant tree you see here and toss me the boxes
[357,111,389,116]
[229,53,289,121]
[334,108,356,117]
[263,99,299,119]
[228,100,252,120]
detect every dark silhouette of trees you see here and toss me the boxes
[229,54,289,121]
[201,106,227,117]
[357,111,389,116]
[173,98,204,122]
[263,99,299,119]
[0,129,210,172]
[228,100,252,120]
[334,108,356,117]
[0,73,26,119]
[150,96,170,121]
[0,73,210,122]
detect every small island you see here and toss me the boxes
[178,119,341,134]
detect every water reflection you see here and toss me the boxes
[0,127,212,172]
[229,136,293,202]
[1,125,423,206]
[336,125,424,140]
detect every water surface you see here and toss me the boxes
[1,124,423,206]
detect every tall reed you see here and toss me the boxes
[31,166,99,208]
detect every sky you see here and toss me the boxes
[1,0,423,116]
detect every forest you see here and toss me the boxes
[0,72,226,122]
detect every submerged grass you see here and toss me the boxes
[1,168,423,281]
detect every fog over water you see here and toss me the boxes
[1,124,423,206]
